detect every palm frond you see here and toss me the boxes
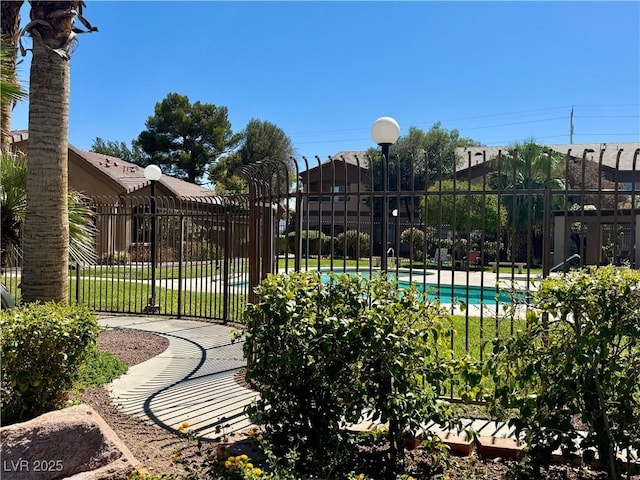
[0,38,28,105]
[67,190,97,265]
[1,151,97,265]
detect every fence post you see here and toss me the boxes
[75,261,80,304]
[223,212,230,324]
[177,213,184,318]
[542,150,552,278]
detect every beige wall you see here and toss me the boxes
[69,150,122,196]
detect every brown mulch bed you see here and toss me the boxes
[81,328,199,476]
[86,327,637,479]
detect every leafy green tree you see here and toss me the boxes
[487,141,565,262]
[421,180,506,234]
[211,118,295,193]
[367,123,480,221]
[90,137,147,165]
[137,92,240,183]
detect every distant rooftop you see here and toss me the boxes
[456,143,640,171]
[10,130,221,201]
[303,143,640,174]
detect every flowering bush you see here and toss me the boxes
[219,454,263,479]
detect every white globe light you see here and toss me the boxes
[144,164,162,181]
[371,116,400,145]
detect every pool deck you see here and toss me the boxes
[156,265,536,320]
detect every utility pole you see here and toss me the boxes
[570,106,574,144]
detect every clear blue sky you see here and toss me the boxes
[11,1,640,162]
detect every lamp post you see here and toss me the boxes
[144,164,162,313]
[392,208,399,267]
[371,116,400,273]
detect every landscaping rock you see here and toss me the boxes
[0,404,138,480]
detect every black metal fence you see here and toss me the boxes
[2,146,639,341]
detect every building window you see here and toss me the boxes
[332,185,347,201]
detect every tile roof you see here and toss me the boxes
[320,144,639,173]
[302,151,369,173]
[76,147,222,201]
[10,130,222,201]
[330,151,370,168]
[456,143,640,171]
[75,147,148,193]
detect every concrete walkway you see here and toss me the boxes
[100,315,256,440]
[99,315,521,449]
[99,315,638,468]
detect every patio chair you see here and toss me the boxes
[466,250,481,268]
[431,247,449,266]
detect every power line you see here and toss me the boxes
[576,115,640,119]
[289,106,575,137]
[289,105,639,139]
[575,133,640,136]
[459,117,568,131]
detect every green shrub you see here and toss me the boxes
[287,230,329,256]
[487,265,640,479]
[335,230,371,258]
[241,272,473,478]
[73,343,127,391]
[100,250,131,265]
[277,234,290,254]
[0,302,100,424]
[400,227,427,262]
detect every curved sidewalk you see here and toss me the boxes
[99,315,256,440]
[98,316,640,468]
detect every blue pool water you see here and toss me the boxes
[317,271,514,305]
[231,269,517,305]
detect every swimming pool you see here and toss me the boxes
[317,270,514,305]
[231,269,517,305]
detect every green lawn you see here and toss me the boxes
[6,267,523,361]
[277,257,373,270]
[451,314,525,362]
[69,279,247,323]
[76,261,249,280]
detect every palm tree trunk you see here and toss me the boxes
[0,1,24,152]
[21,1,79,303]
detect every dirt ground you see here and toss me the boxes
[85,327,636,479]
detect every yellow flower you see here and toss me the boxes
[356,475,365,480]
[177,421,190,431]
[256,434,263,441]
[252,468,263,476]
[246,462,254,469]
[224,460,232,469]
[239,454,249,462]
[228,456,236,463]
